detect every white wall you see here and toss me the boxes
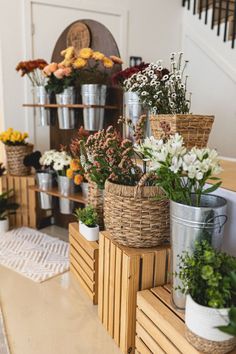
[0,0,183,152]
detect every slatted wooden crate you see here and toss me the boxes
[136,286,236,354]
[69,222,99,305]
[98,231,170,354]
[0,174,37,228]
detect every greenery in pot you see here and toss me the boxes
[74,205,98,227]
[0,190,19,221]
[218,272,236,336]
[177,240,236,309]
[135,133,222,206]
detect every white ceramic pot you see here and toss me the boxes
[0,218,9,234]
[185,295,234,342]
[79,221,99,241]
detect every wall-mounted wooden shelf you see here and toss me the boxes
[23,103,119,110]
[29,185,86,204]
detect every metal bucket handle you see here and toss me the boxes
[206,214,228,233]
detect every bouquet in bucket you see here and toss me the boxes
[16,59,48,86]
[40,149,71,176]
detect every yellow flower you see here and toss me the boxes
[73,57,87,69]
[92,51,105,61]
[79,48,93,59]
[74,174,83,185]
[66,168,74,179]
[110,55,123,64]
[61,46,75,60]
[103,57,114,69]
[70,159,80,172]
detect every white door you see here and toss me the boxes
[30,0,127,152]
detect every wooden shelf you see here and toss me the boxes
[23,103,119,110]
[29,185,86,204]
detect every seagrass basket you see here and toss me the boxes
[87,180,104,230]
[150,114,214,149]
[5,144,33,176]
[104,180,170,248]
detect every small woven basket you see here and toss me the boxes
[150,114,214,149]
[87,180,104,230]
[104,180,170,248]
[186,327,236,354]
[5,144,33,176]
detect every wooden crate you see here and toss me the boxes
[98,231,170,354]
[0,174,37,228]
[69,222,99,305]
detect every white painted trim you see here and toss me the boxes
[184,24,236,84]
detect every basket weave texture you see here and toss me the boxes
[186,327,236,354]
[5,144,33,176]
[150,115,214,149]
[104,180,170,248]
[87,180,104,230]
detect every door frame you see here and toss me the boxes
[23,0,128,145]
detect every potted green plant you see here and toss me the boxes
[0,190,19,233]
[74,205,99,241]
[177,240,236,353]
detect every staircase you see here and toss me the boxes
[182,0,236,47]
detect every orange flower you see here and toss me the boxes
[103,57,114,69]
[92,51,105,61]
[66,168,73,179]
[79,48,93,59]
[74,174,83,185]
[73,57,87,69]
[110,55,123,64]
[70,159,80,172]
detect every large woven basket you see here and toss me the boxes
[87,180,104,230]
[104,180,170,248]
[150,114,214,149]
[186,327,236,354]
[5,144,33,176]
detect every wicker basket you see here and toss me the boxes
[104,180,170,248]
[5,144,33,176]
[186,327,236,354]
[150,114,214,149]
[87,180,104,230]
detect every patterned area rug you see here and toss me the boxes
[0,227,69,282]
[0,306,10,354]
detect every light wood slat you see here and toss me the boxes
[141,253,155,290]
[23,103,118,109]
[93,249,99,305]
[0,176,7,193]
[151,287,185,321]
[154,249,167,286]
[70,264,93,301]
[70,255,94,291]
[21,177,28,226]
[69,236,94,269]
[163,284,171,293]
[137,291,199,354]
[103,237,111,330]
[98,232,105,321]
[135,336,152,354]
[70,245,94,279]
[166,249,171,284]
[27,176,36,229]
[108,242,116,337]
[120,254,140,354]
[14,177,22,227]
[8,176,15,227]
[114,247,122,346]
[69,223,98,255]
[29,185,86,204]
[136,322,166,354]
[136,308,181,354]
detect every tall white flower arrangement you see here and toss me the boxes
[40,149,71,176]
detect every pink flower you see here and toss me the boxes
[54,68,65,79]
[43,62,58,76]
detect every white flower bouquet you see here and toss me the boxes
[40,149,72,175]
[135,134,222,206]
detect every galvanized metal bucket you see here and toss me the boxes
[35,86,50,126]
[81,182,89,199]
[36,171,53,210]
[123,91,144,140]
[56,87,75,129]
[81,84,107,131]
[170,194,227,310]
[58,175,74,214]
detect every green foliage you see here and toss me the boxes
[177,240,236,309]
[45,73,76,95]
[0,190,19,220]
[74,205,98,227]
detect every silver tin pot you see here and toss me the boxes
[35,86,50,126]
[56,87,75,129]
[170,194,227,310]
[123,91,144,140]
[81,84,107,131]
[36,171,53,210]
[80,182,89,200]
[58,175,74,214]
